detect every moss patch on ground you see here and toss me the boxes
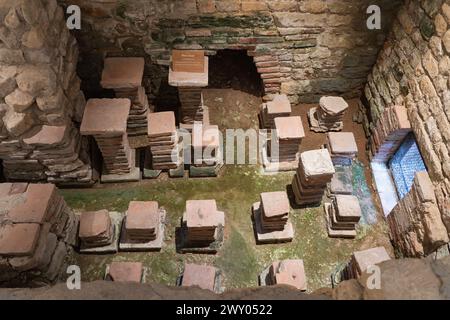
[63,165,391,292]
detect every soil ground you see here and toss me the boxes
[62,87,392,293]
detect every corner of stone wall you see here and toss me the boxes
[363,0,450,239]
[0,0,94,185]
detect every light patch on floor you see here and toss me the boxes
[371,161,399,217]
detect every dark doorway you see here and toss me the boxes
[208,50,264,97]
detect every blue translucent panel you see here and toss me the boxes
[388,133,426,199]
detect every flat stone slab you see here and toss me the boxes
[23,125,67,146]
[169,57,209,87]
[148,112,176,137]
[79,211,123,254]
[119,210,166,252]
[252,202,294,244]
[80,99,131,136]
[101,57,145,89]
[274,116,305,140]
[181,263,218,292]
[324,203,356,239]
[260,191,290,218]
[105,263,148,283]
[0,223,40,257]
[266,94,291,114]
[301,149,335,177]
[327,132,358,154]
[319,96,349,115]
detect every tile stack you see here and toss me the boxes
[326,132,358,166]
[80,99,134,176]
[106,262,143,283]
[147,111,182,170]
[192,123,221,168]
[178,87,206,124]
[369,105,412,163]
[168,50,209,126]
[6,125,93,185]
[324,194,361,239]
[181,200,225,249]
[270,116,304,163]
[262,260,307,291]
[0,183,78,286]
[292,149,335,206]
[125,201,161,242]
[341,247,391,280]
[309,96,349,132]
[101,57,150,146]
[387,171,449,257]
[259,94,292,128]
[259,192,290,232]
[181,263,219,292]
[79,210,114,248]
[252,191,294,243]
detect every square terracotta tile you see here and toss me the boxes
[147,112,176,136]
[260,191,290,218]
[8,184,56,223]
[126,201,159,231]
[101,57,145,89]
[327,132,358,154]
[108,261,143,283]
[80,99,131,135]
[0,223,41,256]
[79,210,111,238]
[182,263,217,291]
[274,116,305,140]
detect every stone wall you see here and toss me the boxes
[0,0,94,185]
[364,0,450,235]
[58,0,401,103]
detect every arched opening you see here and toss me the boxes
[208,50,264,96]
[205,49,264,130]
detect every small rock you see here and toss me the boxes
[16,66,57,96]
[5,89,35,112]
[3,110,35,137]
[21,28,45,49]
[4,7,22,29]
[0,48,25,65]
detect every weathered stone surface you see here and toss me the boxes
[16,66,57,97]
[365,0,450,244]
[21,28,45,49]
[3,111,34,136]
[0,49,25,65]
[5,89,35,112]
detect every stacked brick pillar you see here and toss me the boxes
[0,0,93,185]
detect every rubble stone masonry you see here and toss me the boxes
[0,0,93,185]
[57,0,401,103]
[365,0,450,237]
